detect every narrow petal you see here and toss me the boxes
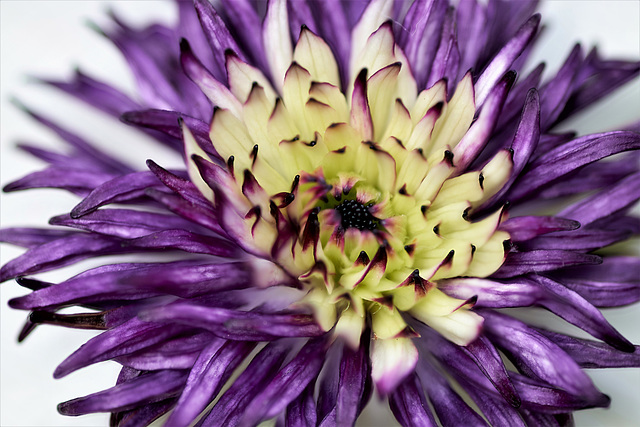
[499,216,580,242]
[58,370,187,415]
[481,310,606,403]
[416,357,488,426]
[493,250,602,278]
[70,171,165,218]
[239,338,328,426]
[263,0,293,88]
[388,373,437,427]
[509,131,640,201]
[140,304,324,341]
[475,14,540,107]
[165,340,255,426]
[535,328,640,369]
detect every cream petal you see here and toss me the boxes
[183,123,214,201]
[429,72,475,156]
[411,306,483,346]
[293,27,340,87]
[226,52,277,104]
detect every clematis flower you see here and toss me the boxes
[1,0,639,426]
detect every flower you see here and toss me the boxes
[1,0,639,426]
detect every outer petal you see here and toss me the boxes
[370,337,418,395]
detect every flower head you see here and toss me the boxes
[2,0,640,426]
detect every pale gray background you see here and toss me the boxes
[1,1,639,426]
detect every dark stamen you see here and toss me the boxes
[335,199,379,231]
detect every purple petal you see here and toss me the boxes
[196,342,290,427]
[14,102,133,174]
[556,278,640,308]
[558,171,640,226]
[116,331,216,371]
[219,0,268,72]
[558,47,640,122]
[17,143,101,170]
[521,228,631,252]
[427,7,460,93]
[334,339,372,425]
[140,304,324,341]
[316,344,342,424]
[481,310,606,403]
[465,386,527,427]
[538,44,583,129]
[511,373,609,414]
[400,0,446,89]
[414,325,525,424]
[287,1,317,41]
[439,277,543,308]
[475,14,540,107]
[112,399,176,427]
[388,373,437,427]
[526,275,635,352]
[145,188,225,235]
[455,71,515,171]
[175,0,216,72]
[496,63,545,131]
[9,261,250,310]
[1,234,122,283]
[239,338,328,426]
[308,0,351,85]
[536,152,640,199]
[42,69,140,117]
[70,171,165,218]
[416,357,488,426]
[478,88,540,210]
[165,340,255,426]
[499,216,580,242]
[535,328,640,369]
[125,228,239,257]
[50,209,199,239]
[508,131,640,201]
[3,167,116,195]
[532,132,577,159]
[455,0,488,76]
[193,0,245,81]
[121,109,218,159]
[58,369,188,415]
[286,382,317,427]
[146,160,213,208]
[105,15,209,118]
[518,409,573,427]
[0,227,77,248]
[493,250,602,278]
[461,335,521,407]
[54,317,189,378]
[553,256,640,283]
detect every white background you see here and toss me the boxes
[1,1,639,426]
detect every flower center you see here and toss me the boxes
[188,24,514,349]
[335,199,379,231]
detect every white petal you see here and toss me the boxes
[263,0,293,90]
[350,0,394,78]
[371,337,418,394]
